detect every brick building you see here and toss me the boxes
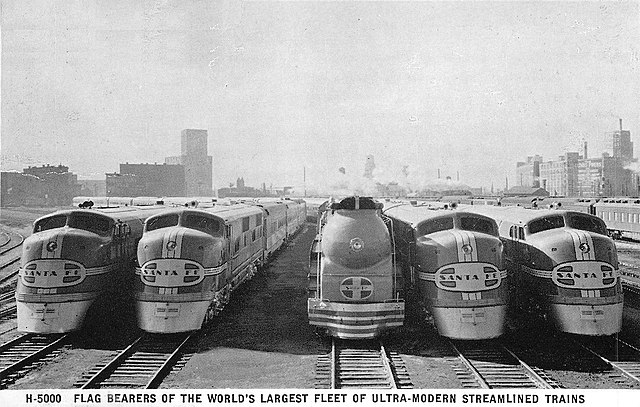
[106,163,185,197]
[1,164,81,207]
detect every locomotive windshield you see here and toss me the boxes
[183,214,222,236]
[418,217,454,235]
[567,214,607,235]
[460,216,497,236]
[68,213,112,236]
[146,214,179,231]
[528,215,565,234]
[34,214,67,232]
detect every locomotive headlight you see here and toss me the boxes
[46,241,58,252]
[167,241,177,250]
[350,237,364,252]
[462,244,473,254]
[579,243,590,253]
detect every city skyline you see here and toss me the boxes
[2,1,639,193]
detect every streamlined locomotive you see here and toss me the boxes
[384,202,507,339]
[17,206,166,333]
[307,196,404,339]
[466,205,623,336]
[135,199,304,333]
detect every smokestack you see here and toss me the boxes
[437,169,441,179]
[620,118,623,131]
[457,171,459,181]
[584,141,588,160]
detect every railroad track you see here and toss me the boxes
[0,232,24,289]
[617,263,640,296]
[0,258,20,276]
[315,339,413,389]
[450,340,561,389]
[0,327,17,337]
[0,292,15,308]
[77,332,193,389]
[0,298,16,321]
[0,333,69,387]
[0,233,24,257]
[576,337,640,385]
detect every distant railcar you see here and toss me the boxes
[594,199,640,239]
[304,198,329,223]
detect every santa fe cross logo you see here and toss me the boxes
[340,277,373,300]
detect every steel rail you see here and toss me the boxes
[0,333,69,381]
[327,339,409,389]
[0,258,20,274]
[144,333,193,389]
[0,327,17,337]
[81,333,193,389]
[0,233,24,256]
[575,338,640,384]
[0,305,16,321]
[80,335,144,389]
[449,341,490,389]
[450,340,556,389]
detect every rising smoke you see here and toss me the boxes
[300,156,470,197]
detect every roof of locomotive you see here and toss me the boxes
[461,204,598,226]
[145,203,263,223]
[33,205,167,225]
[253,200,288,215]
[384,202,494,228]
[328,196,383,210]
[253,197,303,208]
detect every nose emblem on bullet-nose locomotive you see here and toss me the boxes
[579,243,590,253]
[340,277,373,300]
[46,241,57,252]
[350,237,364,252]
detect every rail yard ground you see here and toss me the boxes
[3,206,640,388]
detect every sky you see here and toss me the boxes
[1,0,639,195]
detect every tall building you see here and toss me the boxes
[540,155,570,196]
[364,155,375,179]
[515,155,543,187]
[607,119,634,162]
[165,129,213,196]
[533,121,635,197]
